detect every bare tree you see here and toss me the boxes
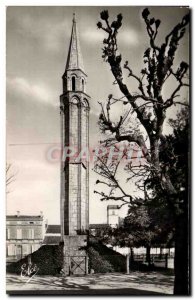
[6,163,17,194]
[95,8,190,295]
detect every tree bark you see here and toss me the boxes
[174,211,189,295]
[159,246,162,259]
[150,138,160,169]
[146,245,151,265]
[130,247,134,263]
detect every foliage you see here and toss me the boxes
[101,107,188,251]
[87,238,126,272]
[146,106,189,216]
[7,245,64,275]
[87,247,115,273]
[7,239,126,275]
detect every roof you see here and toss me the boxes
[6,215,43,220]
[43,236,61,245]
[46,225,61,234]
[107,205,120,210]
[89,224,110,229]
[65,15,85,73]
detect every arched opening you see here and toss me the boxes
[72,76,76,91]
[82,98,89,108]
[71,97,79,104]
[82,79,85,92]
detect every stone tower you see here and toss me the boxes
[60,15,90,275]
[107,205,120,228]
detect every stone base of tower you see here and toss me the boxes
[63,235,88,276]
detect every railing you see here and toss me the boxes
[127,253,174,271]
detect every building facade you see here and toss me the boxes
[6,212,44,262]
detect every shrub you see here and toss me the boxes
[7,245,63,275]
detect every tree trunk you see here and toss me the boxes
[159,246,162,259]
[126,254,130,274]
[150,138,160,169]
[174,212,189,295]
[146,245,151,265]
[130,247,134,263]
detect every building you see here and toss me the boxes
[60,14,90,275]
[6,212,44,262]
[107,205,120,228]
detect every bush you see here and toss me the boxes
[6,245,63,275]
[87,246,114,273]
[7,238,126,275]
[87,238,126,273]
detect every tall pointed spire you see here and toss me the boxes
[65,14,85,73]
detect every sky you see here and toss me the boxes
[6,6,189,224]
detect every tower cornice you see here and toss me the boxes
[60,91,91,100]
[62,68,88,78]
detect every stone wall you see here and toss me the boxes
[63,235,88,275]
[60,92,90,236]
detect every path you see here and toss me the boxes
[7,271,174,295]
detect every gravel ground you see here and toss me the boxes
[6,271,174,295]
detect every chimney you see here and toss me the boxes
[40,211,43,217]
[17,211,20,217]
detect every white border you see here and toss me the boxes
[1,1,194,299]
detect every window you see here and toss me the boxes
[72,76,75,91]
[7,244,15,256]
[112,210,115,215]
[72,97,78,104]
[82,79,84,92]
[29,221,34,224]
[29,229,34,239]
[17,228,22,239]
[6,228,10,239]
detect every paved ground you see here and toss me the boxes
[6,271,174,295]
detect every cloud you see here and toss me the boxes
[81,26,139,48]
[9,11,70,52]
[7,76,57,106]
[118,28,140,47]
[41,20,70,52]
[81,28,104,44]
